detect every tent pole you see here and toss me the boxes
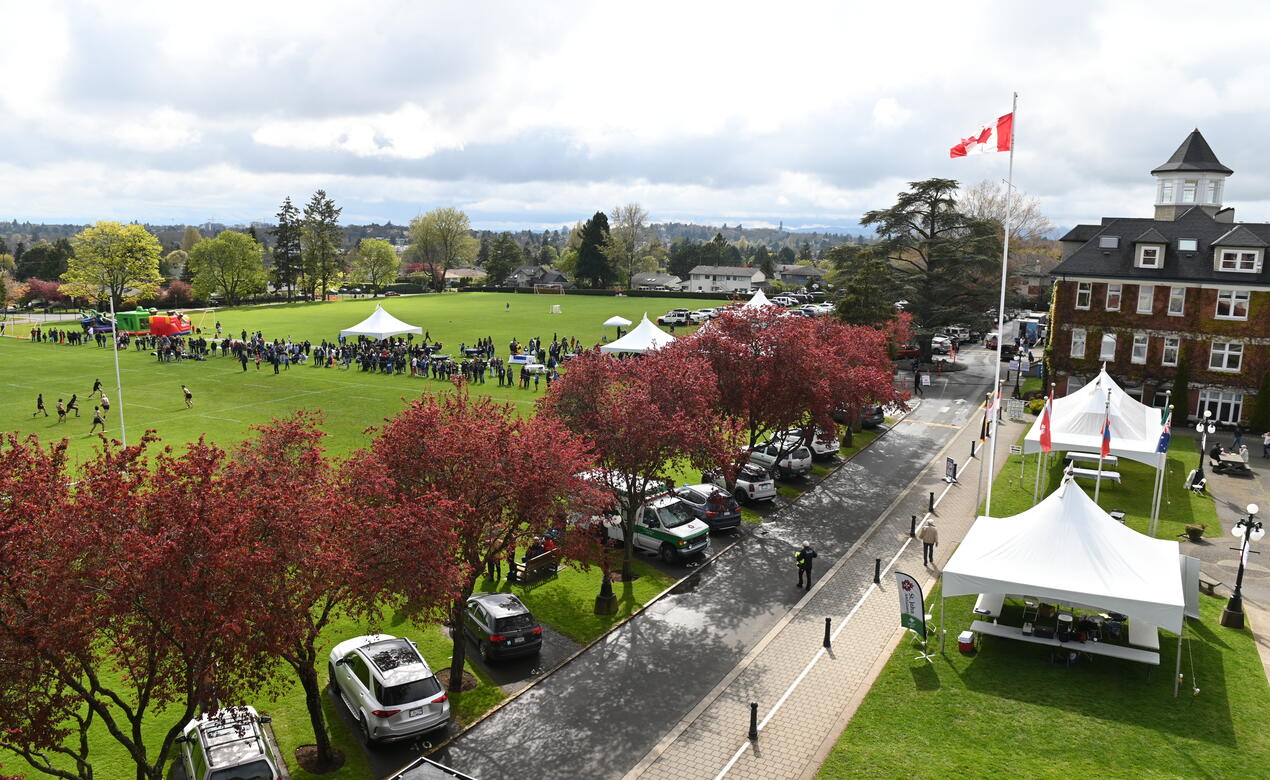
[1032,450,1044,505]
[1094,389,1111,504]
[1150,452,1164,537]
[1173,626,1184,699]
[939,589,947,653]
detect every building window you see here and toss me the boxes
[1162,336,1180,367]
[1137,245,1162,268]
[1105,283,1122,311]
[1209,341,1243,372]
[1218,249,1261,272]
[1070,328,1086,358]
[1183,180,1197,202]
[1152,390,1172,408]
[1177,238,1197,252]
[1131,333,1148,364]
[1168,286,1186,316]
[1137,284,1154,313]
[1098,236,1119,250]
[1100,333,1117,361]
[1160,181,1174,202]
[1215,289,1250,320]
[1075,282,1092,310]
[1198,389,1243,425]
[1207,180,1218,203]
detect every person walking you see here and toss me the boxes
[1232,424,1244,450]
[913,368,924,398]
[90,406,106,433]
[33,393,48,417]
[795,541,817,590]
[182,385,193,408]
[66,394,80,417]
[918,520,939,567]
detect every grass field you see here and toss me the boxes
[1,292,723,459]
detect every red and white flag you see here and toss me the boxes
[950,113,1014,158]
[1038,390,1053,453]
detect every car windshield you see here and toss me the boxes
[378,676,441,706]
[656,501,696,529]
[209,759,273,780]
[495,614,535,632]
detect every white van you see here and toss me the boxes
[580,471,710,563]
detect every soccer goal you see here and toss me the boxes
[533,283,565,295]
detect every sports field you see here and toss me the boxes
[1,292,722,458]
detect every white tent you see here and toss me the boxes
[942,478,1185,632]
[1023,366,1165,466]
[339,305,423,339]
[742,288,775,309]
[599,314,676,354]
[602,315,632,328]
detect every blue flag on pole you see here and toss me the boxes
[1156,416,1172,454]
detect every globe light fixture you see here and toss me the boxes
[1221,503,1263,628]
[1195,410,1217,482]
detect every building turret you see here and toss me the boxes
[1152,129,1232,221]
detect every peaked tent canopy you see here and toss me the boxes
[1023,366,1166,466]
[599,314,676,354]
[339,305,423,339]
[942,479,1185,632]
[742,288,775,309]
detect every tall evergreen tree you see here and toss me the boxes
[300,191,343,301]
[575,211,613,288]
[270,197,303,300]
[485,233,522,286]
[668,238,700,279]
[754,245,775,278]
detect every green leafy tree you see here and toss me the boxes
[555,246,580,278]
[777,245,797,265]
[755,245,775,278]
[180,226,202,253]
[188,230,267,306]
[270,197,303,299]
[407,207,478,291]
[485,232,523,286]
[350,238,401,297]
[537,243,558,266]
[301,190,344,301]
[575,211,613,288]
[600,202,648,288]
[62,221,163,309]
[161,249,188,280]
[668,238,701,279]
[1248,371,1270,431]
[798,241,813,262]
[835,256,897,327]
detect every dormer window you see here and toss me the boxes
[1160,181,1174,202]
[1177,238,1197,252]
[1182,180,1198,202]
[1099,235,1119,250]
[1136,245,1163,268]
[1217,249,1262,273]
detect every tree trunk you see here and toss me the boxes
[297,663,334,764]
[447,593,470,693]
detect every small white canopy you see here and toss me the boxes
[742,288,775,309]
[942,478,1185,632]
[602,315,633,328]
[1023,366,1166,466]
[339,305,423,339]
[599,314,676,354]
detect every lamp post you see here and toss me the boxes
[1220,504,1264,629]
[1195,410,1216,483]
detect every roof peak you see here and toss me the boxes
[1151,129,1233,175]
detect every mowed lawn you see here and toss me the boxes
[1,292,723,459]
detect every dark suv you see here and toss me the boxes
[463,593,543,662]
[673,484,743,532]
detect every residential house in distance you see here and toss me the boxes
[505,265,573,288]
[1048,130,1267,425]
[631,272,683,291]
[444,267,487,287]
[687,265,765,293]
[772,264,828,289]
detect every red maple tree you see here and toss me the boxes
[538,348,737,581]
[349,387,597,692]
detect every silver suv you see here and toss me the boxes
[746,442,813,479]
[176,705,282,780]
[328,634,450,744]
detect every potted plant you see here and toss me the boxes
[1184,523,1205,543]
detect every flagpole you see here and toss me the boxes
[1149,397,1172,536]
[1094,389,1110,503]
[984,91,1018,518]
[1032,382,1054,505]
[974,393,990,515]
[108,295,128,447]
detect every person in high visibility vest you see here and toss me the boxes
[795,541,817,590]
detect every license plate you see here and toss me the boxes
[511,637,524,644]
[409,707,423,717]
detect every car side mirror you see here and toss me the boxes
[334,657,347,666]
[258,716,271,724]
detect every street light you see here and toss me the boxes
[1195,410,1216,482]
[1220,504,1265,629]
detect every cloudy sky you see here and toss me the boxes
[4,0,1270,232]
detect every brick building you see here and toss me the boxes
[1048,130,1267,425]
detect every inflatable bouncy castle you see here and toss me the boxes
[148,312,192,337]
[80,312,116,334]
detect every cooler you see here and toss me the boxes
[957,630,977,654]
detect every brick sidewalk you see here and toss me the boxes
[629,411,1025,780]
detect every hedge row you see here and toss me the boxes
[460,286,739,301]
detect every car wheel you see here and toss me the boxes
[479,641,492,664]
[660,543,677,564]
[358,714,373,745]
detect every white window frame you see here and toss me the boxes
[1161,336,1180,367]
[1218,249,1262,273]
[1168,286,1186,316]
[1198,389,1243,425]
[1105,283,1122,311]
[1209,341,1244,372]
[1183,180,1198,202]
[1075,282,1092,310]
[1136,284,1154,314]
[1177,238,1197,252]
[1136,245,1162,268]
[1207,180,1218,204]
[1131,333,1148,364]
[1214,289,1250,320]
[1098,236,1119,250]
[1160,181,1174,202]
[1070,328,1086,359]
[1100,332,1117,361]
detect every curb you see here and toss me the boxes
[420,405,914,760]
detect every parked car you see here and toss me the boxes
[985,331,999,349]
[861,404,885,429]
[770,296,799,307]
[695,307,720,319]
[579,471,710,562]
[657,309,693,326]
[772,427,839,459]
[328,634,450,744]
[704,463,777,504]
[747,442,813,479]
[384,290,401,297]
[463,593,543,662]
[931,334,952,354]
[673,484,743,532]
[176,706,281,780]
[895,344,920,360]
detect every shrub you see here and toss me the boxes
[1026,397,1047,415]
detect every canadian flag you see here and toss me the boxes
[950,113,1014,158]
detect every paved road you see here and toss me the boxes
[420,350,998,780]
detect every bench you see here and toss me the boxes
[1071,467,1121,484]
[1198,572,1223,596]
[970,620,1159,665]
[1066,452,1118,469]
[508,549,560,584]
